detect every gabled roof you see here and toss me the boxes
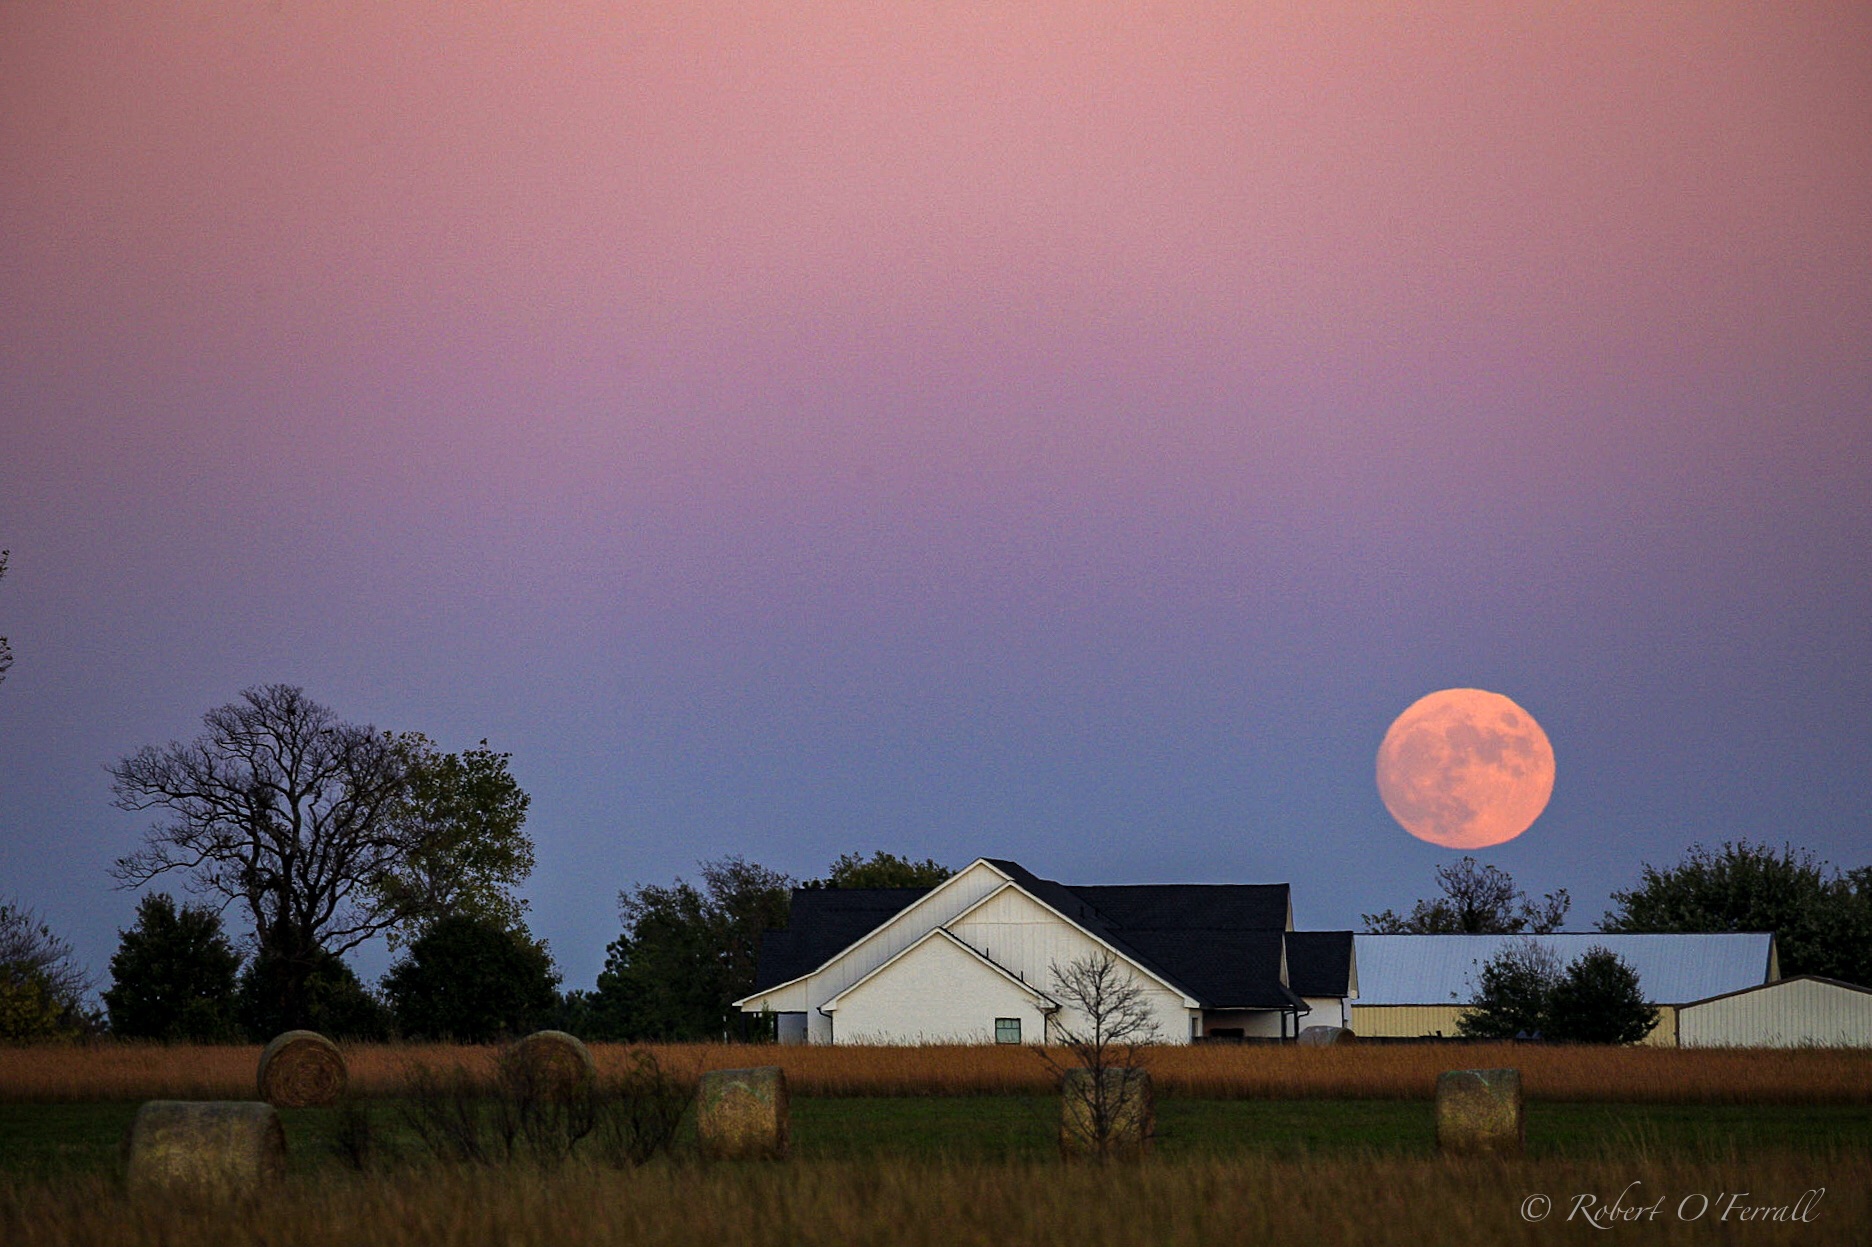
[751,887,932,993]
[1676,974,1872,1010]
[1353,933,1778,1006]
[749,858,1327,1013]
[1286,931,1356,998]
[1119,928,1297,1010]
[820,926,1061,1013]
[1074,884,1291,932]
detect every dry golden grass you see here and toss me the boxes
[1,1153,1860,1246]
[5,1041,1870,1104]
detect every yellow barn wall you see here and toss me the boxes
[1351,1004,1678,1046]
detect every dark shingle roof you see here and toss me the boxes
[749,861,1351,1012]
[751,887,931,992]
[1119,928,1299,1009]
[1285,931,1354,998]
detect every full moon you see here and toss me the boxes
[1376,688,1555,849]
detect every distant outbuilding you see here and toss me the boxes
[1676,976,1872,1048]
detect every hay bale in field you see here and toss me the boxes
[1059,1067,1154,1160]
[506,1030,597,1099]
[1298,1025,1356,1046]
[257,1030,345,1107]
[696,1066,788,1160]
[124,1100,287,1195]
[1436,1068,1523,1156]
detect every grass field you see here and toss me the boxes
[3,1095,1868,1179]
[3,1043,1865,1244]
[6,1040,1871,1103]
[1,1153,1861,1246]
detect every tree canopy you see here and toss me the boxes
[381,913,559,1042]
[0,899,94,1041]
[1457,941,1656,1044]
[0,549,12,688]
[109,684,535,1030]
[590,857,792,1041]
[1545,947,1658,1045]
[376,735,535,949]
[103,893,241,1041]
[1363,856,1570,934]
[805,850,953,890]
[1455,939,1561,1039]
[1600,840,1872,985]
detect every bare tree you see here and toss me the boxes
[1363,856,1570,934]
[109,685,413,1027]
[1038,950,1161,1158]
[0,549,13,688]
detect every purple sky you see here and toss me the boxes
[3,2,1869,991]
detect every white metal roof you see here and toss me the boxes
[1353,933,1776,1006]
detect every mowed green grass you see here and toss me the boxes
[4,1097,1868,1179]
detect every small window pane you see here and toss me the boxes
[995,1017,1021,1044]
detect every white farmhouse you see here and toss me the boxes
[734,858,1356,1045]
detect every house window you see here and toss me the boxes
[995,1017,1021,1044]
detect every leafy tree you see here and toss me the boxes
[804,850,953,890]
[382,914,560,1042]
[0,548,13,688]
[1455,939,1562,1039]
[103,893,242,1041]
[1363,856,1570,934]
[236,947,389,1040]
[1545,947,1658,1044]
[1600,841,1872,984]
[0,899,94,1041]
[109,685,535,1030]
[590,857,792,1041]
[377,736,535,949]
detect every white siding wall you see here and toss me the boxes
[948,886,1194,1044]
[796,861,1009,1030]
[1302,996,1348,1030]
[830,935,1050,1044]
[1679,979,1872,1048]
[1203,1008,1286,1038]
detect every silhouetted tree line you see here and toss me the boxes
[4,681,1866,1045]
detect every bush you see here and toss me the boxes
[1547,946,1659,1044]
[1456,940,1561,1039]
[237,948,390,1041]
[0,899,94,1041]
[382,915,559,1042]
[1458,941,1659,1044]
[103,893,242,1041]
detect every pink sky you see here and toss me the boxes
[3,3,1869,983]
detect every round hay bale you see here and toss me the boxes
[1297,1025,1356,1046]
[1436,1067,1524,1156]
[697,1066,789,1160]
[506,1030,597,1100]
[125,1100,286,1196]
[257,1030,346,1108]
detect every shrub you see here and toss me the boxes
[382,915,559,1042]
[1456,940,1561,1039]
[103,894,241,1042]
[1547,946,1659,1044]
[237,948,390,1042]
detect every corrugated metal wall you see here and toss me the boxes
[1679,978,1872,1047]
[1351,1004,1678,1045]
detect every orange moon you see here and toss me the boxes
[1376,688,1555,849]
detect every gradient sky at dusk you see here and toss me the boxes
[4,3,1869,990]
